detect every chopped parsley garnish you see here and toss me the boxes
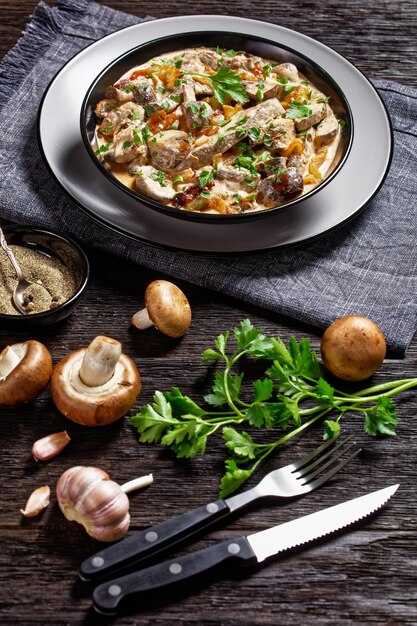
[247,126,262,142]
[170,94,181,103]
[122,140,132,149]
[317,96,330,103]
[264,135,273,147]
[284,84,297,96]
[285,101,312,119]
[296,130,308,137]
[121,85,134,93]
[234,155,258,177]
[262,64,273,76]
[256,150,271,162]
[201,191,212,199]
[158,86,167,94]
[200,103,209,118]
[339,119,347,127]
[189,102,199,115]
[149,170,168,187]
[161,100,171,111]
[94,144,110,156]
[218,119,231,127]
[100,125,113,133]
[256,80,265,102]
[144,104,154,117]
[225,49,237,58]
[142,126,152,143]
[132,169,143,176]
[131,111,142,120]
[133,127,141,145]
[173,175,184,184]
[198,169,216,187]
[175,58,183,69]
[301,79,309,86]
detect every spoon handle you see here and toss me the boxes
[0,226,24,280]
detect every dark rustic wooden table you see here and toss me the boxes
[1,1,417,625]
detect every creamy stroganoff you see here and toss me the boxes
[93,47,343,214]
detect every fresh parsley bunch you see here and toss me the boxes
[131,320,416,497]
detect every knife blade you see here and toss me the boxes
[92,484,398,615]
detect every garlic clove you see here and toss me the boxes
[92,513,131,543]
[32,430,71,461]
[20,485,50,517]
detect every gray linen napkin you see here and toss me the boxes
[0,0,416,354]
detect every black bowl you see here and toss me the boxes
[81,31,353,223]
[0,225,89,325]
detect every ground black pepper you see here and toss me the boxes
[0,245,78,315]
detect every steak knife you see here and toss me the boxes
[92,483,398,615]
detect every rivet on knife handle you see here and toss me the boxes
[93,537,257,615]
[80,499,229,581]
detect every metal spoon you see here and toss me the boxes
[0,226,40,314]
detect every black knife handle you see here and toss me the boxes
[80,499,230,581]
[93,536,257,615]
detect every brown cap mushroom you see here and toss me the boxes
[131,280,192,338]
[50,336,141,426]
[0,340,53,406]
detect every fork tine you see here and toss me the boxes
[293,437,355,479]
[289,435,347,472]
[302,446,362,491]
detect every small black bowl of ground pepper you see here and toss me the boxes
[0,225,89,325]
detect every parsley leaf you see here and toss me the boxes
[364,396,398,436]
[285,101,312,119]
[202,66,249,105]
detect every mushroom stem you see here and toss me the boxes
[131,308,154,330]
[0,346,21,380]
[121,473,154,494]
[79,336,122,387]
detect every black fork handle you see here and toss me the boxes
[80,499,230,582]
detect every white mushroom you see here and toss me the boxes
[50,336,141,426]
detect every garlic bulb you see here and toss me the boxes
[56,466,153,542]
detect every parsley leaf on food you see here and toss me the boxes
[202,66,249,105]
[285,101,312,119]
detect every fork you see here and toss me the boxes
[80,436,360,582]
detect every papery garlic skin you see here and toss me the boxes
[21,485,50,517]
[56,466,130,542]
[32,431,71,461]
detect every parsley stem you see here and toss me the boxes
[350,378,417,396]
[247,408,330,472]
